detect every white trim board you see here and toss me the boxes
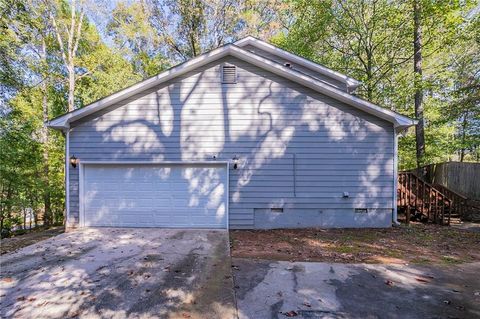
[65,130,70,226]
[48,40,416,131]
[78,161,230,229]
[392,132,399,224]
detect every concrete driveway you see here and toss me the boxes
[0,228,236,319]
[233,258,480,319]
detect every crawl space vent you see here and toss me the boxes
[222,65,237,84]
[354,208,368,214]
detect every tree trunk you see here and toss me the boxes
[460,112,468,162]
[40,39,51,226]
[23,208,27,230]
[413,0,425,170]
[68,63,75,111]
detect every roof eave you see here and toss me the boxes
[235,36,362,89]
[48,43,415,131]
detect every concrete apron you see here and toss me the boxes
[0,228,237,319]
[233,258,480,319]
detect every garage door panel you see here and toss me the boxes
[82,164,227,228]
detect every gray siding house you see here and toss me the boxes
[48,37,416,230]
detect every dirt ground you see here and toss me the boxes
[0,227,65,255]
[230,223,480,265]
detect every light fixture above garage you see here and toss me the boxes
[70,155,79,168]
[232,156,239,169]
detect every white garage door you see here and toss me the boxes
[81,163,228,228]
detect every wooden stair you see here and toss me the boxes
[433,184,480,222]
[398,172,452,225]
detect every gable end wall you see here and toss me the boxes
[68,56,394,229]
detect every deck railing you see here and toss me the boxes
[398,172,451,225]
[433,184,468,219]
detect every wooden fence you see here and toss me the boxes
[412,162,480,200]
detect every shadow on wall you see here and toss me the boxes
[69,57,394,226]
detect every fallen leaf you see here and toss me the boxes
[385,280,394,286]
[16,296,26,301]
[284,310,298,317]
[415,277,430,283]
[1,277,14,283]
[303,302,311,307]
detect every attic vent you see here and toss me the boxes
[222,65,237,84]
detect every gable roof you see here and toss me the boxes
[48,39,416,131]
[235,36,362,91]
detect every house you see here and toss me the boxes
[48,37,416,230]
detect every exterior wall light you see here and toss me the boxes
[70,155,78,168]
[232,156,239,169]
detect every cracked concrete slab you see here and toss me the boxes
[233,258,480,319]
[0,228,236,319]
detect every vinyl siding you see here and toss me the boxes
[68,56,394,229]
[241,44,348,91]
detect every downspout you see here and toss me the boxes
[392,129,400,226]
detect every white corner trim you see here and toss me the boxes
[65,130,70,226]
[235,36,362,89]
[392,132,399,224]
[47,43,415,130]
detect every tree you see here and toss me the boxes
[142,0,284,63]
[274,0,412,104]
[48,0,85,112]
[0,0,141,234]
[107,1,168,78]
[413,0,425,168]
[446,14,480,162]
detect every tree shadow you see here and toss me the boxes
[68,55,394,229]
[0,228,237,318]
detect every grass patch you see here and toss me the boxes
[441,256,463,265]
[410,257,432,264]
